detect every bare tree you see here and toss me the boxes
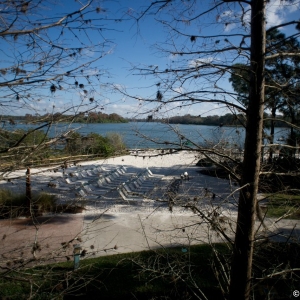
[0,1,123,297]
[0,0,116,174]
[116,1,300,299]
[1,1,300,298]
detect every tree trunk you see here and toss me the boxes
[268,106,276,163]
[229,1,266,299]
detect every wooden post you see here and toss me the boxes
[26,167,32,213]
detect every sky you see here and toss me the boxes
[0,0,299,119]
[96,0,300,118]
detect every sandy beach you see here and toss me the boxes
[0,150,299,268]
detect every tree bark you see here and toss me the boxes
[268,106,276,163]
[229,1,266,299]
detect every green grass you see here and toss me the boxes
[262,193,300,219]
[0,244,229,300]
[1,243,299,299]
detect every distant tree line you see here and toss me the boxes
[1,112,128,124]
[2,112,289,127]
[129,113,288,127]
[166,113,243,126]
[75,112,128,123]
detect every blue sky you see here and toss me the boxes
[100,0,300,118]
[1,0,299,118]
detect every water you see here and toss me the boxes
[4,121,289,149]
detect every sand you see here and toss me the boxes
[0,150,299,267]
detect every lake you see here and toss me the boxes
[7,121,289,149]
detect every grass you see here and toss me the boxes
[0,244,229,300]
[261,193,300,219]
[0,189,84,218]
[1,242,299,299]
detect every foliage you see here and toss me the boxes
[106,132,127,153]
[0,189,86,218]
[0,128,126,164]
[229,29,300,160]
[131,113,287,127]
[229,29,300,111]
[17,112,128,124]
[64,132,83,155]
[167,113,244,126]
[75,112,128,123]
[121,1,300,299]
[258,157,300,193]
[65,132,126,157]
[0,1,299,299]
[0,244,228,299]
[0,128,54,169]
[0,189,57,218]
[199,157,300,193]
[86,133,115,156]
[0,0,116,173]
[0,242,298,299]
[0,129,48,151]
[252,242,300,298]
[264,195,300,219]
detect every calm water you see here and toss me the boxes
[7,121,289,149]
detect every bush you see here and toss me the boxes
[86,132,114,156]
[64,132,82,155]
[64,132,126,157]
[32,192,57,214]
[196,158,214,167]
[0,128,48,150]
[106,132,126,154]
[0,189,57,218]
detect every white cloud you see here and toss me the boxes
[173,86,185,94]
[266,0,298,27]
[221,1,298,33]
[168,53,178,61]
[113,83,126,91]
[224,23,237,32]
[218,9,239,32]
[188,57,213,68]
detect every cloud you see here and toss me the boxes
[218,9,239,32]
[266,0,298,27]
[188,57,213,68]
[112,83,127,93]
[168,53,178,61]
[173,86,185,94]
[224,23,237,32]
[220,1,298,33]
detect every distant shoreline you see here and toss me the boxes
[3,113,290,128]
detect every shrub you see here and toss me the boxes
[32,192,57,214]
[0,129,48,150]
[106,132,126,154]
[64,132,126,157]
[0,189,57,218]
[196,158,214,167]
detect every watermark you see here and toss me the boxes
[293,290,300,298]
